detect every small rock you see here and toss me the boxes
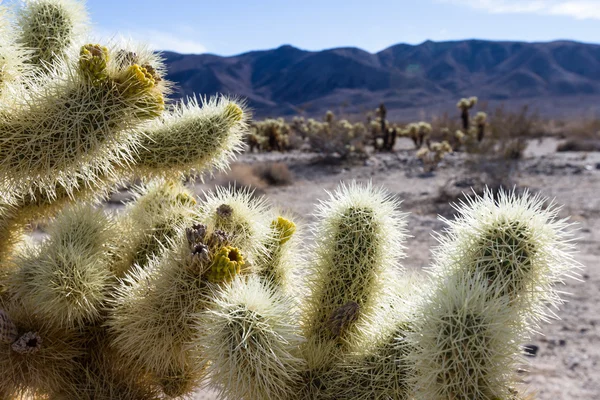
[523,344,539,357]
[566,356,580,370]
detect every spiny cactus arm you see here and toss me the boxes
[197,186,272,261]
[317,271,421,400]
[112,179,198,277]
[108,235,211,397]
[256,215,299,292]
[322,326,412,400]
[432,189,580,321]
[474,111,487,141]
[408,189,580,399]
[6,166,123,226]
[131,96,249,180]
[0,43,166,199]
[201,275,306,400]
[0,9,31,100]
[49,333,163,400]
[16,0,88,69]
[0,168,123,271]
[409,274,524,400]
[301,182,407,366]
[6,205,116,330]
[0,194,24,266]
[0,299,86,397]
[108,219,254,397]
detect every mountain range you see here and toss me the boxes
[161,40,600,119]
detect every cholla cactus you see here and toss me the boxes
[198,185,579,400]
[0,0,249,398]
[416,140,453,171]
[474,111,488,142]
[457,96,478,131]
[249,118,291,152]
[301,115,366,159]
[0,2,582,399]
[402,122,431,149]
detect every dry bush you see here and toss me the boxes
[211,164,267,195]
[431,111,461,142]
[465,105,539,161]
[247,118,301,152]
[539,118,600,139]
[252,162,293,186]
[305,118,367,159]
[556,139,600,152]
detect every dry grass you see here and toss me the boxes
[252,162,293,186]
[556,139,600,152]
[539,118,600,139]
[211,164,267,195]
[209,162,294,196]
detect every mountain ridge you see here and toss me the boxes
[161,39,600,118]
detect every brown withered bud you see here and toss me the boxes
[327,301,360,337]
[186,224,207,246]
[12,332,42,354]
[208,229,230,247]
[191,242,210,264]
[216,204,234,219]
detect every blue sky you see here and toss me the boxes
[86,0,600,55]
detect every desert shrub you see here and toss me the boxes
[211,163,267,194]
[556,139,600,152]
[248,118,299,152]
[253,162,293,186]
[416,141,453,172]
[304,112,367,159]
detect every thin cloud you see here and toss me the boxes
[93,27,207,54]
[443,0,600,20]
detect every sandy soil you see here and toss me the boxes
[184,136,600,399]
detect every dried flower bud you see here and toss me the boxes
[208,229,230,247]
[191,242,210,263]
[11,332,42,354]
[186,224,207,246]
[327,301,360,337]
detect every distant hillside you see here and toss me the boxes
[161,40,600,119]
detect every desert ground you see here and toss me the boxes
[177,137,600,399]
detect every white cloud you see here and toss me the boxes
[443,0,600,20]
[93,27,207,54]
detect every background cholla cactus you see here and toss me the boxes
[474,111,488,142]
[0,1,582,399]
[248,118,292,152]
[457,96,478,131]
[416,140,453,171]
